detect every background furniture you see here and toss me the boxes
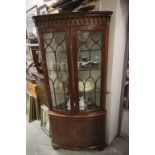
[41,104,50,136]
[26,80,40,121]
[32,71,50,135]
[26,37,43,73]
[33,11,112,150]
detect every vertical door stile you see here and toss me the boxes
[38,30,53,110]
[100,26,109,111]
[65,27,75,114]
[70,27,79,114]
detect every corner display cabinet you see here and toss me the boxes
[33,11,113,150]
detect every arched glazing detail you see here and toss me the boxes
[43,32,70,111]
[77,30,102,111]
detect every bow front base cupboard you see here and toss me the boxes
[33,11,112,150]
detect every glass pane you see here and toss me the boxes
[43,32,70,112]
[77,30,102,111]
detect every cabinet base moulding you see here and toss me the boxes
[52,142,106,150]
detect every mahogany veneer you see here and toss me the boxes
[33,11,112,150]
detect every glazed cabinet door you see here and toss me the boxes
[72,27,107,113]
[39,28,74,113]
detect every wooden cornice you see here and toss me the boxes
[33,11,113,28]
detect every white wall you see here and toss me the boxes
[26,0,56,10]
[26,0,42,10]
[97,0,129,144]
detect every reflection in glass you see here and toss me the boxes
[77,30,102,111]
[43,32,70,111]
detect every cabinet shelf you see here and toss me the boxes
[79,49,101,52]
[46,49,101,53]
[50,91,100,94]
[54,102,100,112]
[78,68,101,71]
[50,87,100,94]
[48,68,101,72]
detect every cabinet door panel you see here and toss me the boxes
[43,31,71,112]
[75,29,103,112]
